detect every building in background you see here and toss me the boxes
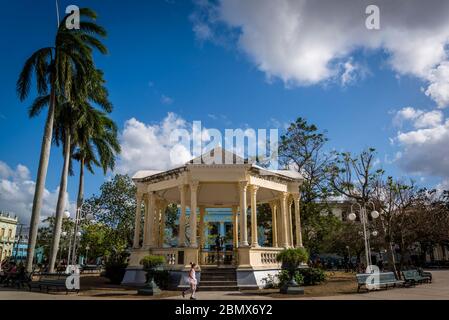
[0,212,18,262]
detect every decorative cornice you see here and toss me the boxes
[135,166,187,183]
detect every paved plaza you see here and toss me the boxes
[0,270,448,300]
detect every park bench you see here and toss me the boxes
[80,264,103,274]
[356,272,404,292]
[0,271,32,289]
[28,272,79,294]
[418,268,432,283]
[401,270,431,286]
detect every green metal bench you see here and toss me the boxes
[28,272,78,294]
[418,268,432,283]
[401,270,431,286]
[356,272,404,292]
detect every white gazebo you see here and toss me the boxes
[122,147,304,289]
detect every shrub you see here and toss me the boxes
[140,255,165,270]
[297,268,326,286]
[261,274,279,289]
[140,255,166,284]
[104,260,127,284]
[278,269,304,287]
[103,251,129,284]
[276,248,309,269]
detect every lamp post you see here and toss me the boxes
[348,201,379,272]
[65,203,94,267]
[85,244,90,265]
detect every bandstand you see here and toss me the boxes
[122,147,303,289]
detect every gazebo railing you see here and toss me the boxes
[200,249,235,266]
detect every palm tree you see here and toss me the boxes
[69,109,120,266]
[73,108,121,209]
[17,8,107,272]
[46,68,116,272]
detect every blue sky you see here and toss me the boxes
[1,0,449,223]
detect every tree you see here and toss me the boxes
[395,188,449,266]
[86,175,137,252]
[36,216,75,263]
[372,177,416,273]
[17,7,108,272]
[70,69,119,209]
[279,117,334,251]
[47,63,112,272]
[327,148,384,204]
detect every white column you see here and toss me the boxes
[189,181,199,248]
[159,202,167,247]
[144,193,155,248]
[153,201,160,247]
[280,192,289,248]
[142,194,149,247]
[269,202,278,248]
[293,194,303,247]
[133,193,142,248]
[239,181,249,247]
[178,185,187,247]
[250,185,259,247]
[232,205,238,249]
[288,199,294,247]
[199,206,206,248]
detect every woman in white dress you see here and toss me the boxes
[182,262,197,300]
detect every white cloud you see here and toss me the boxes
[192,0,449,107]
[160,95,174,105]
[425,61,449,108]
[394,118,449,177]
[116,113,194,174]
[0,161,74,225]
[393,107,443,129]
[341,60,358,86]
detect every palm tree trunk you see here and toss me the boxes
[25,85,56,273]
[48,129,71,273]
[77,157,85,209]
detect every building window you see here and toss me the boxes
[0,228,4,238]
[8,229,12,239]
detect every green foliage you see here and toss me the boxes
[103,251,128,284]
[297,268,326,285]
[86,174,136,251]
[165,203,179,244]
[79,223,112,260]
[278,269,304,287]
[36,216,75,260]
[276,248,309,269]
[140,255,165,270]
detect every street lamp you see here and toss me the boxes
[65,203,94,267]
[348,200,379,272]
[85,244,90,265]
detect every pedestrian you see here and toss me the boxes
[182,262,197,300]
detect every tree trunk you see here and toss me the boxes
[25,85,56,273]
[48,129,71,273]
[77,157,85,209]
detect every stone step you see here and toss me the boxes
[201,270,237,275]
[198,285,240,291]
[200,280,238,286]
[201,274,236,279]
[201,268,236,272]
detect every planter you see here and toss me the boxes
[138,269,161,296]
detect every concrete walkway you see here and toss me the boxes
[1,270,448,300]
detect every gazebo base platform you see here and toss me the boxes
[122,247,284,290]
